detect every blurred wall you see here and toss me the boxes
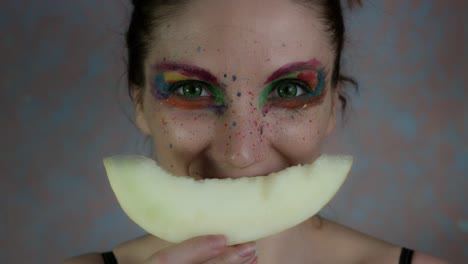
[1,1,466,263]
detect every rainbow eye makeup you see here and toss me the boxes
[150,59,327,114]
[259,59,327,109]
[151,63,225,112]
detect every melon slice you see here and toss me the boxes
[103,154,352,245]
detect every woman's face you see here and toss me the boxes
[136,0,338,179]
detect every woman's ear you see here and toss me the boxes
[132,87,151,135]
[325,88,339,137]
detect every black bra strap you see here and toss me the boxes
[102,251,118,264]
[399,247,414,264]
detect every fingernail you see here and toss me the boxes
[249,256,258,264]
[237,242,256,257]
[208,235,226,250]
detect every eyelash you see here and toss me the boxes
[169,80,213,98]
[269,79,309,98]
[166,76,319,101]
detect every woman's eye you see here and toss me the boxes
[272,80,307,98]
[173,81,211,98]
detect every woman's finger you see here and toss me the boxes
[144,235,227,263]
[204,242,257,264]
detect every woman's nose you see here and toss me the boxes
[209,104,268,169]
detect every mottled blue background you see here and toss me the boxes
[1,1,466,263]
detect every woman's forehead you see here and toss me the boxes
[146,0,334,79]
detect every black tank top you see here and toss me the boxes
[101,247,414,263]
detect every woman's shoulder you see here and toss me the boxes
[63,234,169,264]
[113,234,171,263]
[317,218,449,264]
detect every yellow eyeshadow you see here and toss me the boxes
[163,72,190,82]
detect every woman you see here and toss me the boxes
[66,0,448,263]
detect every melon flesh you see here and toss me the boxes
[103,154,353,245]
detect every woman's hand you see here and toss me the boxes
[143,235,257,264]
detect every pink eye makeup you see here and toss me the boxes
[259,58,327,110]
[150,63,226,113]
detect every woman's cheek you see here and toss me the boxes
[265,109,329,164]
[150,109,216,172]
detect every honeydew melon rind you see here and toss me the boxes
[103,154,353,245]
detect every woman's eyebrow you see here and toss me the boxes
[264,59,323,84]
[153,62,220,86]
